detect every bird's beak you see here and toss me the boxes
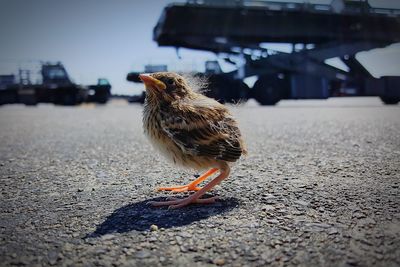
[139,74,166,91]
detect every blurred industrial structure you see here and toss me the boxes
[0,62,111,105]
[129,0,400,105]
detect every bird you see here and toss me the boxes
[139,72,246,209]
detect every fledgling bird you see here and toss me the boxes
[139,72,246,209]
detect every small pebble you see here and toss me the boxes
[150,224,159,231]
[213,258,225,266]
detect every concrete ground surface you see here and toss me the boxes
[0,97,399,267]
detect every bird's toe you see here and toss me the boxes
[150,196,219,209]
[157,185,202,192]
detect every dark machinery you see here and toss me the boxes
[0,75,18,105]
[152,0,400,105]
[86,78,112,104]
[0,62,111,105]
[32,62,87,105]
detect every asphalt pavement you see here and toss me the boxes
[0,98,399,267]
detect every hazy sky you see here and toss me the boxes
[0,0,399,95]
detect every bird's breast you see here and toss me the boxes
[143,105,182,164]
[142,105,212,169]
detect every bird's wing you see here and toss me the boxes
[160,96,245,162]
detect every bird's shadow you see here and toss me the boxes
[87,196,239,238]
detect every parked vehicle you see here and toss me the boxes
[0,62,111,105]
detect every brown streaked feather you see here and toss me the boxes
[160,95,246,162]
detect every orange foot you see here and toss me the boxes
[148,196,219,209]
[150,165,230,209]
[157,168,218,193]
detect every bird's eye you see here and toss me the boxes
[166,78,174,85]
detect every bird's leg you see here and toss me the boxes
[157,168,218,192]
[149,164,230,209]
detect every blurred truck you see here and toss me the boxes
[86,78,112,104]
[0,62,111,105]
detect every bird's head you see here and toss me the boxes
[139,72,193,104]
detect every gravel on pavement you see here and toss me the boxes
[0,98,399,267]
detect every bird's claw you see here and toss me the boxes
[149,196,219,209]
[157,185,202,193]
